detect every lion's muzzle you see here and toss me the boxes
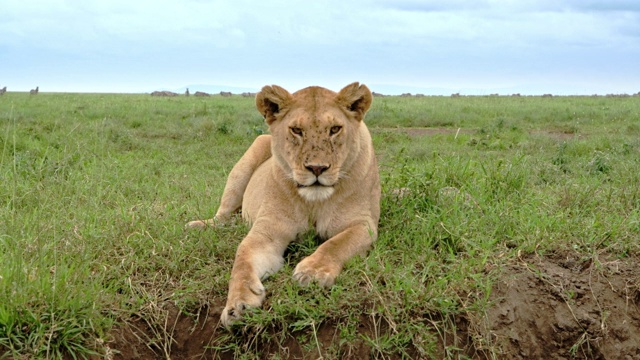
[305,164,330,176]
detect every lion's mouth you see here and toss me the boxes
[295,179,336,202]
[297,180,332,188]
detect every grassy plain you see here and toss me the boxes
[1,92,639,358]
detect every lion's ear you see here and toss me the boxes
[256,85,292,125]
[336,82,373,122]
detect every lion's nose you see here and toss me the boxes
[306,165,330,176]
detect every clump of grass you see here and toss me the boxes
[587,151,611,174]
[0,234,114,358]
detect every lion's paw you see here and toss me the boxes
[221,302,255,327]
[292,256,340,287]
[185,219,215,229]
[186,216,232,229]
[220,278,266,327]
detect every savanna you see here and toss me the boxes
[1,91,639,359]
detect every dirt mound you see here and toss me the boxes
[106,253,640,359]
[478,252,640,359]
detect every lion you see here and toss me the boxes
[187,82,380,326]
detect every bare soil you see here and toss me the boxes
[105,252,640,359]
[478,252,640,359]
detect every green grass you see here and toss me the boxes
[1,92,639,358]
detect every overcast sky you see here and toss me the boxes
[1,0,639,95]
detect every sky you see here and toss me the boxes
[1,0,639,95]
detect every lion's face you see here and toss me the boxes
[275,105,354,202]
[256,83,373,202]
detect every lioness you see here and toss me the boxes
[187,82,380,326]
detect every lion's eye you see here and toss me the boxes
[330,126,342,135]
[290,127,303,136]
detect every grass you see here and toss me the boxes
[1,92,639,358]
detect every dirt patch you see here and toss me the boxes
[105,302,224,359]
[105,253,640,359]
[104,301,383,359]
[476,252,640,359]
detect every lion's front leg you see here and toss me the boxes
[293,223,376,287]
[221,231,289,327]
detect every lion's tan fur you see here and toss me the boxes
[187,83,380,326]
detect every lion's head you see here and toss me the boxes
[256,82,373,202]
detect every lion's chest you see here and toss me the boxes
[305,203,344,240]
